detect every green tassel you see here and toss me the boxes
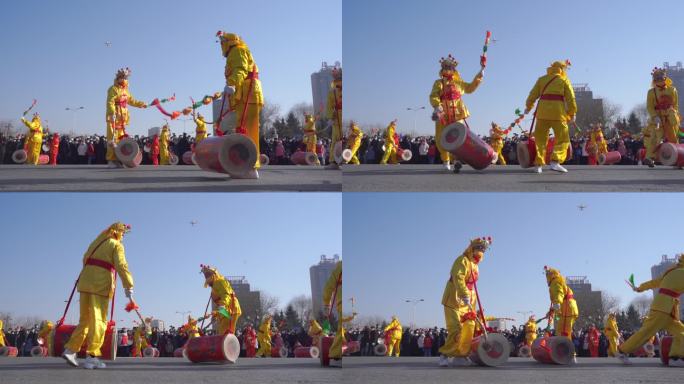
[322,319,331,334]
[629,274,635,287]
[218,307,231,319]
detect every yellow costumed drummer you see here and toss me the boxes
[217,31,264,179]
[489,122,508,165]
[180,315,201,340]
[308,319,324,347]
[643,67,680,167]
[159,125,171,165]
[106,68,147,168]
[193,112,208,145]
[303,113,321,165]
[37,320,54,352]
[323,261,343,360]
[20,113,44,165]
[439,237,491,367]
[384,316,403,357]
[604,313,620,357]
[380,120,398,165]
[62,222,135,369]
[524,316,537,347]
[255,314,273,357]
[543,266,579,363]
[326,67,343,169]
[200,264,241,336]
[345,122,363,165]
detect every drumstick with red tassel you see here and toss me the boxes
[125,300,150,333]
[480,31,492,75]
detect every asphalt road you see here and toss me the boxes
[0,357,341,384]
[342,164,684,192]
[0,165,341,192]
[343,356,681,384]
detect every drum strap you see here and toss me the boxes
[528,75,560,136]
[659,288,680,298]
[237,65,258,136]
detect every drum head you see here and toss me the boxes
[42,144,50,152]
[305,152,319,165]
[400,149,413,162]
[30,346,44,357]
[342,149,353,162]
[518,345,531,358]
[115,138,141,167]
[259,154,270,166]
[516,141,533,168]
[169,153,179,165]
[644,342,655,355]
[143,347,157,358]
[598,153,607,165]
[309,346,320,359]
[221,334,241,364]
[279,347,288,358]
[12,149,27,164]
[374,343,387,356]
[658,143,678,166]
[439,122,468,153]
[547,336,574,365]
[218,134,258,176]
[470,333,510,367]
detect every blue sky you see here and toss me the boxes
[343,193,680,328]
[0,0,341,135]
[344,0,684,135]
[0,193,341,328]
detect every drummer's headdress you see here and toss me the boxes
[469,236,492,252]
[200,264,221,287]
[651,67,672,86]
[547,60,571,77]
[115,67,131,82]
[216,31,243,57]
[440,54,459,70]
[331,67,342,81]
[107,222,131,239]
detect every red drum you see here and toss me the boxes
[31,346,49,357]
[143,347,160,357]
[0,346,18,357]
[115,138,142,168]
[518,344,532,358]
[168,153,179,165]
[320,335,334,367]
[194,135,257,177]
[344,340,360,355]
[517,137,538,168]
[468,333,510,367]
[291,151,318,166]
[49,324,118,361]
[294,346,320,358]
[439,122,496,170]
[38,154,49,165]
[271,346,288,358]
[333,141,344,164]
[342,149,353,163]
[173,347,185,358]
[259,154,270,166]
[660,336,673,366]
[397,149,412,162]
[12,149,27,164]
[186,334,240,364]
[531,336,574,365]
[658,143,684,167]
[598,151,621,165]
[634,342,655,357]
[182,151,195,165]
[374,342,387,356]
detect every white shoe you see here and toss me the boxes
[232,169,259,179]
[107,161,118,169]
[451,357,469,367]
[548,162,568,173]
[438,355,449,367]
[443,162,452,171]
[570,356,577,365]
[616,353,632,365]
[83,356,106,369]
[62,349,79,367]
[533,166,542,174]
[669,358,684,367]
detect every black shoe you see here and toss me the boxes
[453,162,462,174]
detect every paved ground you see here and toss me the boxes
[343,357,680,384]
[0,357,341,384]
[342,164,684,192]
[0,165,341,192]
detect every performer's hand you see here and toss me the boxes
[142,104,148,109]
[224,85,236,96]
[524,107,531,115]
[125,288,134,299]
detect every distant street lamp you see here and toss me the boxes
[406,106,426,134]
[65,106,85,135]
[405,298,425,328]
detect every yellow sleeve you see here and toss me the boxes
[429,80,442,108]
[106,86,117,117]
[636,277,662,292]
[674,88,679,113]
[452,256,470,299]
[525,78,542,111]
[112,242,134,290]
[647,89,657,117]
[213,279,230,307]
[126,91,146,108]
[326,87,338,120]
[564,80,577,117]
[322,262,342,307]
[21,117,31,129]
[460,72,483,94]
[549,280,565,305]
[226,48,249,88]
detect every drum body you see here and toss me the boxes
[0,346,19,357]
[194,135,257,176]
[291,151,318,166]
[259,154,270,166]
[320,336,334,367]
[173,347,185,358]
[439,122,496,170]
[30,346,49,357]
[271,346,288,358]
[143,347,160,358]
[658,143,684,167]
[344,340,360,355]
[517,138,537,168]
[12,149,27,164]
[168,153,179,165]
[531,336,574,365]
[182,151,195,165]
[186,334,240,364]
[518,344,531,358]
[660,336,672,365]
[397,149,412,162]
[598,151,621,165]
[294,346,320,358]
[468,333,510,367]
[38,154,49,165]
[115,138,142,168]
[374,343,387,356]
[49,324,118,361]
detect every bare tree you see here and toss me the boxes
[258,292,280,320]
[288,295,313,322]
[631,103,649,127]
[289,102,315,126]
[601,292,621,319]
[259,100,281,137]
[630,295,652,318]
[602,99,622,126]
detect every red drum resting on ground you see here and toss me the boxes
[294,346,320,358]
[143,347,160,357]
[182,151,196,165]
[342,149,353,163]
[259,154,269,166]
[320,336,334,367]
[168,153,179,165]
[658,143,684,167]
[468,333,510,367]
[115,138,142,168]
[38,154,49,165]
[531,336,574,365]
[397,148,412,162]
[439,122,496,170]
[517,137,537,168]
[49,323,118,361]
[344,340,360,355]
[12,149,27,164]
[271,346,288,358]
[598,151,621,165]
[0,346,19,357]
[173,347,185,358]
[291,151,318,166]
[660,336,673,366]
[186,334,240,364]
[194,135,257,177]
[30,346,49,357]
[518,344,532,358]
[374,342,387,356]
